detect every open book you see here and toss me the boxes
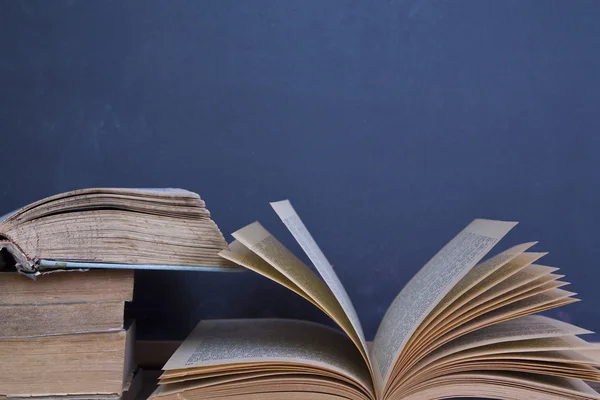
[0,188,236,276]
[153,200,600,400]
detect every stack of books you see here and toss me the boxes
[0,269,135,398]
[0,188,235,399]
[5,188,599,399]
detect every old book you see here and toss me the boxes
[0,188,236,276]
[0,324,135,397]
[0,269,133,337]
[153,200,600,400]
[0,269,134,304]
[0,302,124,337]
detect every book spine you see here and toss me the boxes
[0,240,36,276]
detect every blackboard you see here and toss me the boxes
[1,0,599,341]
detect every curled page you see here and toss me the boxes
[220,240,318,309]
[371,219,517,391]
[416,315,593,373]
[228,221,366,365]
[270,200,369,367]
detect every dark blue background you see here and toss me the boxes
[1,1,599,341]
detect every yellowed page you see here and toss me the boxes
[229,221,367,364]
[219,240,323,311]
[433,252,550,327]
[453,349,600,366]
[472,288,577,324]
[472,265,563,308]
[162,319,373,397]
[371,218,517,390]
[270,200,369,363]
[400,372,600,400]
[401,255,552,371]
[464,280,567,321]
[418,359,600,384]
[423,315,591,365]
[432,267,565,335]
[416,243,536,333]
[416,336,597,377]
[154,375,368,400]
[428,289,580,356]
[402,245,540,368]
[400,338,600,395]
[396,315,593,391]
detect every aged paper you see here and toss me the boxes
[471,264,562,307]
[400,372,600,400]
[155,374,369,400]
[417,243,536,330]
[393,315,593,392]
[417,315,592,369]
[395,250,548,379]
[371,219,516,389]
[403,253,549,367]
[162,319,373,396]
[435,252,549,327]
[436,266,565,333]
[403,244,537,363]
[270,200,369,364]
[430,288,580,355]
[419,358,600,384]
[229,222,366,363]
[469,280,567,319]
[414,336,598,384]
[219,241,323,311]
[472,288,577,325]
[453,349,600,365]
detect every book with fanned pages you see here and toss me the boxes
[153,200,600,400]
[0,188,241,277]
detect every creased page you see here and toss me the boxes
[229,222,366,364]
[371,219,516,391]
[270,200,369,365]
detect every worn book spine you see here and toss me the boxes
[0,240,242,277]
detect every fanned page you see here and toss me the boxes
[220,240,321,310]
[371,219,517,392]
[219,221,369,370]
[270,201,369,363]
[212,206,600,400]
[395,316,594,392]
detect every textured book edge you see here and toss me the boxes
[0,240,244,279]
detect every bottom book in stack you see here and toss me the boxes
[0,325,135,398]
[0,269,136,399]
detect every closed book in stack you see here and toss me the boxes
[0,269,135,399]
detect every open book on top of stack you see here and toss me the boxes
[0,187,235,399]
[0,188,236,276]
[153,200,600,400]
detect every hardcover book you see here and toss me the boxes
[0,188,237,276]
